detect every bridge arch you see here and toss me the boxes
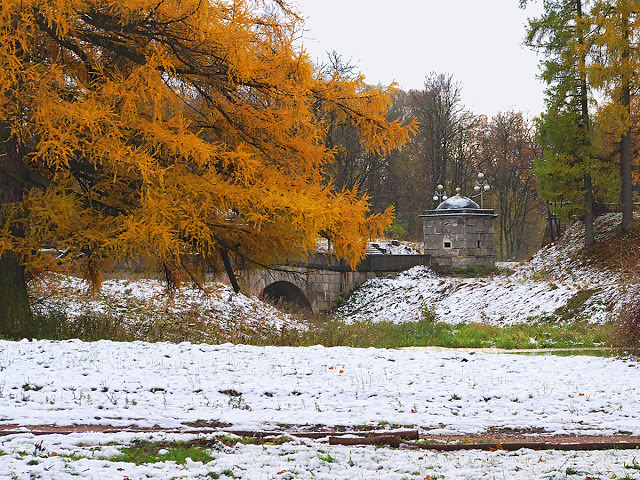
[244,255,428,313]
[262,281,312,313]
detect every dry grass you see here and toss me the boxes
[582,219,640,281]
[28,306,305,345]
[615,285,640,356]
[26,306,620,351]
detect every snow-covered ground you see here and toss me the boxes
[4,430,640,480]
[333,264,619,325]
[4,340,638,434]
[32,274,301,332]
[316,239,423,256]
[1,340,640,479]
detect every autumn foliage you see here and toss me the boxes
[0,0,413,330]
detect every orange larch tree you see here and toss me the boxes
[590,0,640,231]
[0,0,414,336]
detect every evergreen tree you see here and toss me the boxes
[522,0,596,246]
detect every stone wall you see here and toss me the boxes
[421,210,497,270]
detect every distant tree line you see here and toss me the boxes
[322,66,545,261]
[325,0,640,257]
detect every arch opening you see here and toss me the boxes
[262,281,312,313]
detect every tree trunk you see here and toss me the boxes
[547,203,556,243]
[621,125,633,230]
[620,15,634,231]
[577,0,594,247]
[584,171,594,247]
[0,125,33,338]
[0,251,32,338]
[220,248,240,293]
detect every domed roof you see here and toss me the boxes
[436,196,480,210]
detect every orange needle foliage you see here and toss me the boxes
[0,0,415,288]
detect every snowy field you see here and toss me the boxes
[4,430,640,480]
[1,340,640,479]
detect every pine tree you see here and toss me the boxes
[522,0,596,246]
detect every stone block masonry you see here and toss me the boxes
[421,205,498,271]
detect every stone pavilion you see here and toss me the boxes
[420,196,497,270]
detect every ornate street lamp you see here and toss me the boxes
[433,184,448,205]
[474,172,490,208]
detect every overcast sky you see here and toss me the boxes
[293,0,546,119]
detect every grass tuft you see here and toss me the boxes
[112,439,214,466]
[553,289,599,322]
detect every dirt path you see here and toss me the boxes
[2,424,639,451]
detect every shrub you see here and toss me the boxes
[616,287,640,355]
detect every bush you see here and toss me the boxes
[385,217,409,240]
[616,287,640,355]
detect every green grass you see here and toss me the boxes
[554,288,600,321]
[51,436,291,468]
[111,439,214,466]
[625,458,640,470]
[290,316,617,350]
[210,469,236,479]
[317,452,336,463]
[110,436,291,466]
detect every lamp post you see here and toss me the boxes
[474,172,490,208]
[433,184,448,205]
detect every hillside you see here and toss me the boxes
[335,213,637,326]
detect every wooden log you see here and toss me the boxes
[406,441,640,452]
[229,429,419,440]
[327,438,640,451]
[329,435,403,448]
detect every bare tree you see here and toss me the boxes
[407,73,481,198]
[320,52,395,196]
[479,112,542,260]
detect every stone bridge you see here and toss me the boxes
[244,253,430,313]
